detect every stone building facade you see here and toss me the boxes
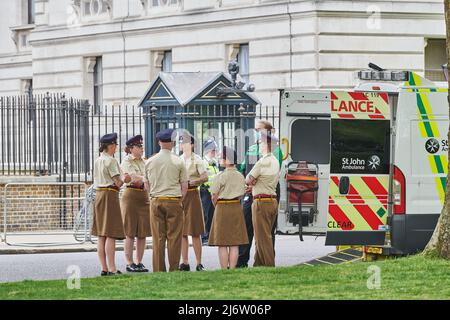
[0,0,447,107]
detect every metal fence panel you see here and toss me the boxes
[2,182,87,247]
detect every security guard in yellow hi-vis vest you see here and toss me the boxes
[144,128,188,272]
[200,139,219,245]
[245,131,280,267]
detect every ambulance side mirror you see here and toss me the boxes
[339,176,350,195]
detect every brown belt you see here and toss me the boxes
[97,185,119,192]
[217,197,240,204]
[127,186,145,191]
[217,200,240,204]
[253,194,277,199]
[154,197,181,201]
[187,187,198,191]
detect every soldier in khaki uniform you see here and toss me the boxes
[144,129,188,272]
[121,134,151,273]
[209,146,248,269]
[179,134,208,272]
[92,133,131,276]
[245,132,280,267]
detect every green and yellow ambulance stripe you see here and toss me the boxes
[416,92,440,138]
[428,155,447,203]
[405,72,447,204]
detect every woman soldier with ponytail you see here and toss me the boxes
[92,133,131,276]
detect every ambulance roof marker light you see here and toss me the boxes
[357,62,409,82]
[357,70,409,82]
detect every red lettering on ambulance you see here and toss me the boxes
[332,100,375,113]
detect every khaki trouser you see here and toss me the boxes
[150,198,184,272]
[252,199,278,267]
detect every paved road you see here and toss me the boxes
[0,235,334,283]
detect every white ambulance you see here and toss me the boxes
[277,68,448,255]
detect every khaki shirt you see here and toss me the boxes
[121,154,145,187]
[94,152,121,187]
[247,153,280,196]
[144,149,188,197]
[210,167,246,200]
[180,153,206,185]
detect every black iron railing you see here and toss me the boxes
[0,93,279,183]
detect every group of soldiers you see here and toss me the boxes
[91,120,281,275]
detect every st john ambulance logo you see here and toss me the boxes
[425,138,440,154]
[368,155,381,170]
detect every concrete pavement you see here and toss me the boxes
[0,235,334,283]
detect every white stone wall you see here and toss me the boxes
[0,0,446,106]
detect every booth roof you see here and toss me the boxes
[138,71,260,107]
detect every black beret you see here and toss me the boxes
[156,128,175,143]
[126,134,143,146]
[100,132,118,144]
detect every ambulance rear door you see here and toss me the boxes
[325,91,391,246]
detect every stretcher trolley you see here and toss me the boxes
[286,161,319,241]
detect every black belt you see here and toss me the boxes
[253,194,277,199]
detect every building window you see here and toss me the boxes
[150,50,172,80]
[162,50,172,72]
[93,57,103,113]
[237,44,250,84]
[151,0,179,7]
[81,0,109,18]
[28,0,35,24]
[148,0,181,14]
[425,39,447,82]
[22,79,33,96]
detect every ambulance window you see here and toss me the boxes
[331,119,390,174]
[290,119,330,164]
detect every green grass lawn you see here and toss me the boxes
[1,255,449,300]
